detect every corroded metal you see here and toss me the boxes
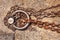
[4,4,60,33]
[4,5,30,30]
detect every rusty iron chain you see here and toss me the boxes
[4,4,60,33]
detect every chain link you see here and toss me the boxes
[4,4,60,32]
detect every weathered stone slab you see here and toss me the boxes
[15,25,60,40]
[15,30,42,40]
[0,31,14,40]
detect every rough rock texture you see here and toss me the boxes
[0,0,60,40]
[15,25,60,40]
[0,30,14,40]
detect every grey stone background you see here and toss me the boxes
[0,0,60,40]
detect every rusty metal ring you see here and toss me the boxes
[12,10,30,29]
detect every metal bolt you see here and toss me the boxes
[8,18,14,24]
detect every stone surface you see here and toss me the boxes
[0,30,14,40]
[0,0,60,40]
[15,25,60,40]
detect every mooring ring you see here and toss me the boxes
[11,10,30,30]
